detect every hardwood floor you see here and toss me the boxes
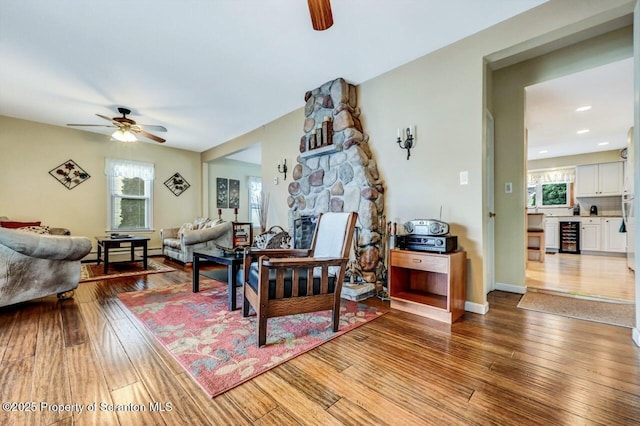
[526,252,635,302]
[1,257,639,425]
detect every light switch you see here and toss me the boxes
[505,182,513,193]
[459,171,468,185]
[273,177,279,185]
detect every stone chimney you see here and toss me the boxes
[288,77,386,284]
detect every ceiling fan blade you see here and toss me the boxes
[96,113,116,122]
[137,129,166,143]
[138,124,167,132]
[67,124,117,128]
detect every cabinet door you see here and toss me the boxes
[576,164,599,196]
[603,218,626,253]
[598,162,623,195]
[581,222,601,251]
[545,221,559,249]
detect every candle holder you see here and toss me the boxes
[277,158,288,180]
[234,208,238,221]
[396,126,415,160]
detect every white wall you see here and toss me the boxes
[206,157,261,223]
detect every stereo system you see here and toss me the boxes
[397,219,457,253]
[403,219,449,236]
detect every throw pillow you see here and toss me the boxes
[193,217,209,229]
[1,220,42,229]
[17,225,51,235]
[178,222,194,237]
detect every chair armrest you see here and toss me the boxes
[160,227,179,239]
[245,248,311,259]
[261,257,346,268]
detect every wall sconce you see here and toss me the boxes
[396,126,415,160]
[277,158,288,180]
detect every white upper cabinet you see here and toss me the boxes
[575,161,623,197]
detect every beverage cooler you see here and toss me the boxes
[559,221,580,254]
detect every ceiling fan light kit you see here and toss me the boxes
[308,0,333,31]
[67,107,167,143]
[112,129,137,142]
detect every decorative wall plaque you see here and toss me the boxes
[164,172,190,196]
[48,159,91,190]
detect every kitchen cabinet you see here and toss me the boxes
[544,217,559,250]
[575,161,623,197]
[603,217,626,253]
[580,217,601,251]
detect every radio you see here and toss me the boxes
[403,219,449,236]
[396,234,458,253]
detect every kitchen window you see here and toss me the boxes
[528,182,570,207]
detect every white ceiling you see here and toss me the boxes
[526,57,634,161]
[0,0,547,154]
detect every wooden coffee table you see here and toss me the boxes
[193,249,244,311]
[95,235,150,274]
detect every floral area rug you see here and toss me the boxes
[117,280,386,398]
[80,260,175,282]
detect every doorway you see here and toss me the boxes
[523,58,634,302]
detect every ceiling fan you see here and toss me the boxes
[67,107,167,143]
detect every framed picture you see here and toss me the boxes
[216,178,229,208]
[164,172,190,196]
[229,179,240,209]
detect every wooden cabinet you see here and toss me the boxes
[575,162,623,197]
[544,218,559,250]
[603,218,626,253]
[580,218,601,251]
[389,249,466,324]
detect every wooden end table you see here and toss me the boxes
[193,249,244,311]
[95,235,150,274]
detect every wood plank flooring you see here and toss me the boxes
[526,252,635,301]
[0,257,638,425]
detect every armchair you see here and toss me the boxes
[242,212,357,347]
[0,227,92,308]
[160,219,233,263]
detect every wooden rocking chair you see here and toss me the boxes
[242,212,358,347]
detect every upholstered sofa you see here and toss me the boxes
[0,225,92,308]
[160,218,233,263]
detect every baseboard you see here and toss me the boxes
[494,282,526,294]
[633,327,640,347]
[465,300,489,315]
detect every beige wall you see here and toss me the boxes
[207,157,261,223]
[203,0,635,308]
[0,116,202,253]
[493,26,633,289]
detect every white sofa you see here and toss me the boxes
[160,218,233,263]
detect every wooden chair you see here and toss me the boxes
[242,212,358,347]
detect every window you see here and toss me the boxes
[105,159,154,231]
[248,176,263,229]
[528,182,570,207]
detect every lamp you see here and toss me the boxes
[308,0,333,31]
[277,158,288,180]
[112,128,137,142]
[396,126,415,160]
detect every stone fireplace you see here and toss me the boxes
[288,77,386,285]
